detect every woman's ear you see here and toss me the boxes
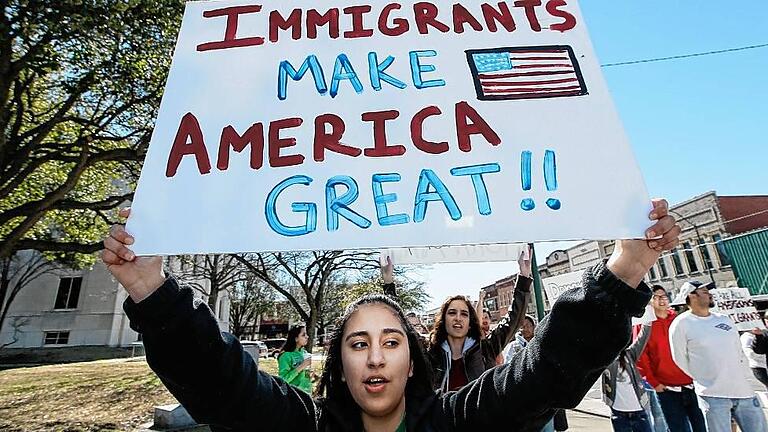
[408,360,414,378]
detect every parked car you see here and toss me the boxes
[252,340,268,358]
[263,338,287,358]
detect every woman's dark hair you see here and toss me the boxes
[280,324,306,355]
[429,295,482,347]
[315,294,433,410]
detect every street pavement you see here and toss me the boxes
[569,374,768,431]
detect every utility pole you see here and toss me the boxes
[529,243,546,321]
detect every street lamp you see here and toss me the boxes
[668,209,715,284]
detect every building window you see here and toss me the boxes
[648,265,657,281]
[712,234,731,267]
[44,331,70,345]
[54,277,82,309]
[698,238,714,270]
[683,242,698,273]
[658,257,669,278]
[671,249,685,275]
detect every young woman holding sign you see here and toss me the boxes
[102,200,680,431]
[426,249,532,392]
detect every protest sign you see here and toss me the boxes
[380,243,524,264]
[127,0,651,255]
[710,288,766,331]
[542,270,584,304]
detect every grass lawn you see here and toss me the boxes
[0,356,323,431]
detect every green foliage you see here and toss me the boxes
[0,0,185,263]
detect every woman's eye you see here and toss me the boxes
[384,339,400,348]
[351,341,368,349]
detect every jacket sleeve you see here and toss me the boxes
[626,324,652,364]
[123,277,316,431]
[482,276,532,360]
[436,261,651,431]
[278,352,302,384]
[636,341,659,388]
[753,333,768,355]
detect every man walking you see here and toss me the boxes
[669,281,768,432]
[637,284,705,431]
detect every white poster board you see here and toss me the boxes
[711,288,766,331]
[380,243,524,264]
[542,269,585,304]
[127,0,651,255]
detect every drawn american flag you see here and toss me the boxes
[466,45,588,101]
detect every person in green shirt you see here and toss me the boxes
[278,324,312,394]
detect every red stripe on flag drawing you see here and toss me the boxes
[481,77,579,86]
[482,85,584,94]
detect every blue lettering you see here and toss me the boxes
[326,175,372,231]
[368,52,407,91]
[409,50,446,89]
[413,169,461,222]
[450,163,501,215]
[372,173,409,226]
[330,54,364,98]
[277,55,328,101]
[265,175,317,236]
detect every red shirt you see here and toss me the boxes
[635,310,694,388]
[448,357,469,391]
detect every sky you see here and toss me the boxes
[420,1,768,310]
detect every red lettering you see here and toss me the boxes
[455,101,501,152]
[217,123,264,171]
[269,9,302,43]
[379,3,409,36]
[452,4,483,33]
[362,110,406,157]
[166,113,211,177]
[411,106,448,154]
[546,0,576,32]
[481,2,516,32]
[307,8,340,39]
[197,5,265,51]
[314,114,361,161]
[413,2,450,34]
[513,0,542,32]
[268,118,305,168]
[343,5,374,38]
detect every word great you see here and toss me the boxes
[265,163,501,236]
[165,101,500,177]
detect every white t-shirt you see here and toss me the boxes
[740,332,767,369]
[613,367,643,412]
[669,311,754,398]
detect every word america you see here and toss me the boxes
[196,1,577,51]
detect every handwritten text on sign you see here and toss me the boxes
[127,0,651,255]
[711,288,766,331]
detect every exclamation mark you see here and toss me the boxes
[520,151,535,210]
[544,149,561,210]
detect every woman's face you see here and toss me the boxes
[444,299,470,339]
[341,303,412,419]
[296,327,309,348]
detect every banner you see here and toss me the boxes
[710,288,766,331]
[127,0,651,255]
[542,269,584,304]
[380,243,524,264]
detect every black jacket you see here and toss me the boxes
[752,333,768,358]
[124,261,650,431]
[427,275,532,391]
